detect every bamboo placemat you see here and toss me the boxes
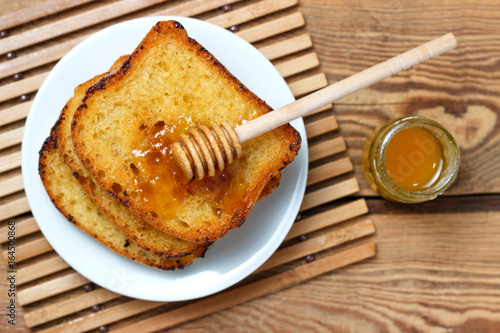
[0,0,376,331]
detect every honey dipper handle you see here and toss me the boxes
[235,33,457,143]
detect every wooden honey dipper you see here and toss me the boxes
[173,33,457,180]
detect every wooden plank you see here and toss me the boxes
[308,136,347,162]
[259,34,313,61]
[305,115,338,138]
[285,198,369,241]
[0,172,23,198]
[307,157,353,185]
[0,5,305,102]
[0,0,171,55]
[309,103,333,115]
[39,299,164,333]
[153,0,237,16]
[275,52,320,78]
[0,42,316,107]
[17,254,69,285]
[236,12,305,44]
[256,219,375,272]
[0,0,299,96]
[0,126,24,150]
[288,72,328,97]
[111,242,376,333]
[0,195,30,222]
[19,189,367,327]
[207,0,298,29]
[0,3,381,333]
[0,216,39,243]
[24,288,119,328]
[18,271,90,306]
[0,150,21,174]
[0,101,32,126]
[0,36,86,79]
[18,193,367,327]
[300,178,360,211]
[0,0,239,79]
[2,236,51,264]
[0,0,97,30]
[0,72,47,103]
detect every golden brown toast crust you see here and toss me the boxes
[72,20,301,244]
[38,133,206,270]
[55,56,205,258]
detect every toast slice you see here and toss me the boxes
[56,56,205,257]
[72,20,301,244]
[39,134,206,270]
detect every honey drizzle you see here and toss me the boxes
[129,119,234,221]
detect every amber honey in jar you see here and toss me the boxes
[362,116,460,203]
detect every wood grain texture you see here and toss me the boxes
[1,234,51,264]
[0,194,30,221]
[0,0,170,54]
[156,1,500,330]
[112,242,376,333]
[2,0,500,332]
[23,288,119,328]
[18,271,89,305]
[307,157,353,185]
[237,11,305,43]
[304,114,338,137]
[300,178,360,211]
[0,1,374,332]
[0,101,31,126]
[0,151,22,174]
[285,198,369,241]
[0,72,48,103]
[0,172,23,198]
[299,0,500,196]
[0,216,38,242]
[16,254,69,285]
[0,0,239,79]
[0,0,96,30]
[256,219,375,272]
[207,0,298,28]
[0,126,24,150]
[153,199,500,333]
[308,136,346,162]
[258,33,313,60]
[288,72,328,96]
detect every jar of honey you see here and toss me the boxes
[362,116,460,203]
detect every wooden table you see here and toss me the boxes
[1,0,500,332]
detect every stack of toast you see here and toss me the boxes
[39,20,301,270]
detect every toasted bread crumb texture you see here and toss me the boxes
[72,21,301,243]
[38,135,205,270]
[56,58,204,258]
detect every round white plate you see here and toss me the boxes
[22,16,308,302]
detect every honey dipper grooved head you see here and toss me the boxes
[173,122,242,180]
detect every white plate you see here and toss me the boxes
[22,16,308,302]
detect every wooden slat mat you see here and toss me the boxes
[0,0,376,331]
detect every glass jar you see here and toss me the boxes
[362,116,460,203]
